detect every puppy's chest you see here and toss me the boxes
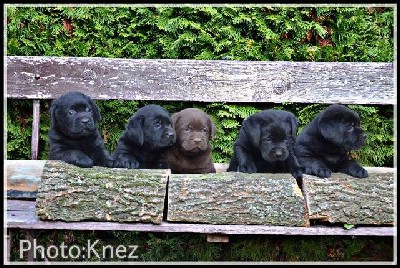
[322,152,349,166]
[66,138,98,153]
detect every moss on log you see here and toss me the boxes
[302,173,394,225]
[35,160,169,224]
[167,172,309,226]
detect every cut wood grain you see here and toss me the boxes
[35,161,169,224]
[167,172,309,226]
[6,56,394,105]
[303,173,395,225]
[6,160,45,198]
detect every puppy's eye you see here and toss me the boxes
[348,123,355,131]
[154,122,162,129]
[202,128,208,133]
[68,110,76,115]
[85,107,91,112]
[184,126,191,132]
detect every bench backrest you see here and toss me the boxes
[7,56,394,104]
[6,56,395,160]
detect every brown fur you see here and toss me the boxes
[167,108,216,174]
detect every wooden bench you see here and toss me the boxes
[6,56,395,261]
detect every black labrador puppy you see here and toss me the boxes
[227,109,303,181]
[113,104,176,169]
[294,104,368,178]
[48,91,114,168]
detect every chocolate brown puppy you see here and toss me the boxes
[113,104,176,169]
[48,91,114,168]
[294,104,368,178]
[227,109,303,181]
[167,108,216,173]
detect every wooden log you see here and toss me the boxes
[35,160,169,224]
[302,173,394,225]
[7,200,395,236]
[6,56,394,105]
[167,172,309,226]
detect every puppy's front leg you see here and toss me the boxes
[342,159,369,178]
[156,153,170,169]
[285,153,303,180]
[53,149,94,168]
[91,145,115,168]
[298,157,332,178]
[235,145,257,173]
[113,153,140,169]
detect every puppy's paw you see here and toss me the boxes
[315,168,332,178]
[347,166,369,178]
[238,162,257,173]
[303,166,331,178]
[103,158,115,168]
[114,159,139,169]
[73,156,94,168]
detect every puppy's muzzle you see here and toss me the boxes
[355,132,367,148]
[272,148,288,161]
[164,131,176,145]
[263,147,289,162]
[80,117,91,126]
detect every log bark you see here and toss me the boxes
[6,56,394,105]
[8,200,395,236]
[302,173,394,225]
[35,160,169,224]
[167,172,309,226]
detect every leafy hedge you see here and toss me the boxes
[6,6,394,167]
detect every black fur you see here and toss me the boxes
[227,109,303,181]
[112,104,176,169]
[294,104,368,178]
[48,91,114,168]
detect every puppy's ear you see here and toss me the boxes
[171,112,181,131]
[318,115,340,142]
[49,101,58,128]
[127,115,144,146]
[87,96,101,122]
[242,115,262,147]
[287,115,299,137]
[208,116,216,140]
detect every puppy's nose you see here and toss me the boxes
[80,118,90,125]
[167,132,175,140]
[193,138,202,144]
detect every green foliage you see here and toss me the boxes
[230,236,278,261]
[10,230,394,262]
[343,223,355,230]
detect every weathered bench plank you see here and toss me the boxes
[6,56,394,105]
[303,173,395,225]
[35,161,169,224]
[7,200,395,236]
[167,172,309,226]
